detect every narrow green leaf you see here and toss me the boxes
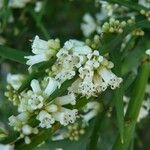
[0,45,28,64]
[112,61,150,150]
[0,127,8,140]
[87,102,110,150]
[121,40,146,75]
[112,87,124,143]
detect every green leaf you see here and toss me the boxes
[112,87,124,143]
[0,45,28,64]
[112,61,150,150]
[87,105,108,150]
[121,39,146,76]
[0,127,8,140]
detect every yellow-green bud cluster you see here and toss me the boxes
[102,18,127,34]
[85,35,101,50]
[140,9,150,21]
[5,85,20,106]
[67,123,85,141]
[132,28,145,36]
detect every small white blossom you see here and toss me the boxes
[139,0,150,8]
[99,68,122,89]
[54,93,76,106]
[82,101,100,123]
[25,35,60,67]
[69,50,122,97]
[8,0,31,8]
[9,112,30,131]
[34,1,42,13]
[81,13,97,37]
[52,40,92,84]
[19,78,58,112]
[146,49,150,55]
[123,96,150,122]
[44,77,59,96]
[52,108,78,126]
[22,124,32,135]
[7,73,25,90]
[37,110,55,128]
[0,144,14,150]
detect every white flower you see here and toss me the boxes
[146,49,150,55]
[45,104,58,113]
[34,1,42,13]
[137,100,150,122]
[25,36,60,67]
[52,112,69,126]
[8,0,31,8]
[0,144,14,150]
[52,108,78,126]
[54,93,76,106]
[53,40,92,84]
[36,110,55,128]
[61,108,78,124]
[99,68,122,89]
[31,77,58,98]
[82,101,100,123]
[64,39,92,55]
[0,0,3,9]
[69,50,122,97]
[7,73,25,90]
[28,94,44,110]
[9,112,30,130]
[81,13,97,37]
[123,96,150,122]
[139,0,150,8]
[82,111,97,123]
[22,124,32,135]
[44,94,78,126]
[19,78,58,112]
[44,77,59,96]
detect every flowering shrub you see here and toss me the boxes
[0,0,150,150]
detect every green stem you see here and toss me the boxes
[112,61,150,150]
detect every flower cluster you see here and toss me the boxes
[81,0,137,37]
[6,35,122,144]
[68,50,122,97]
[52,101,101,141]
[7,75,78,144]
